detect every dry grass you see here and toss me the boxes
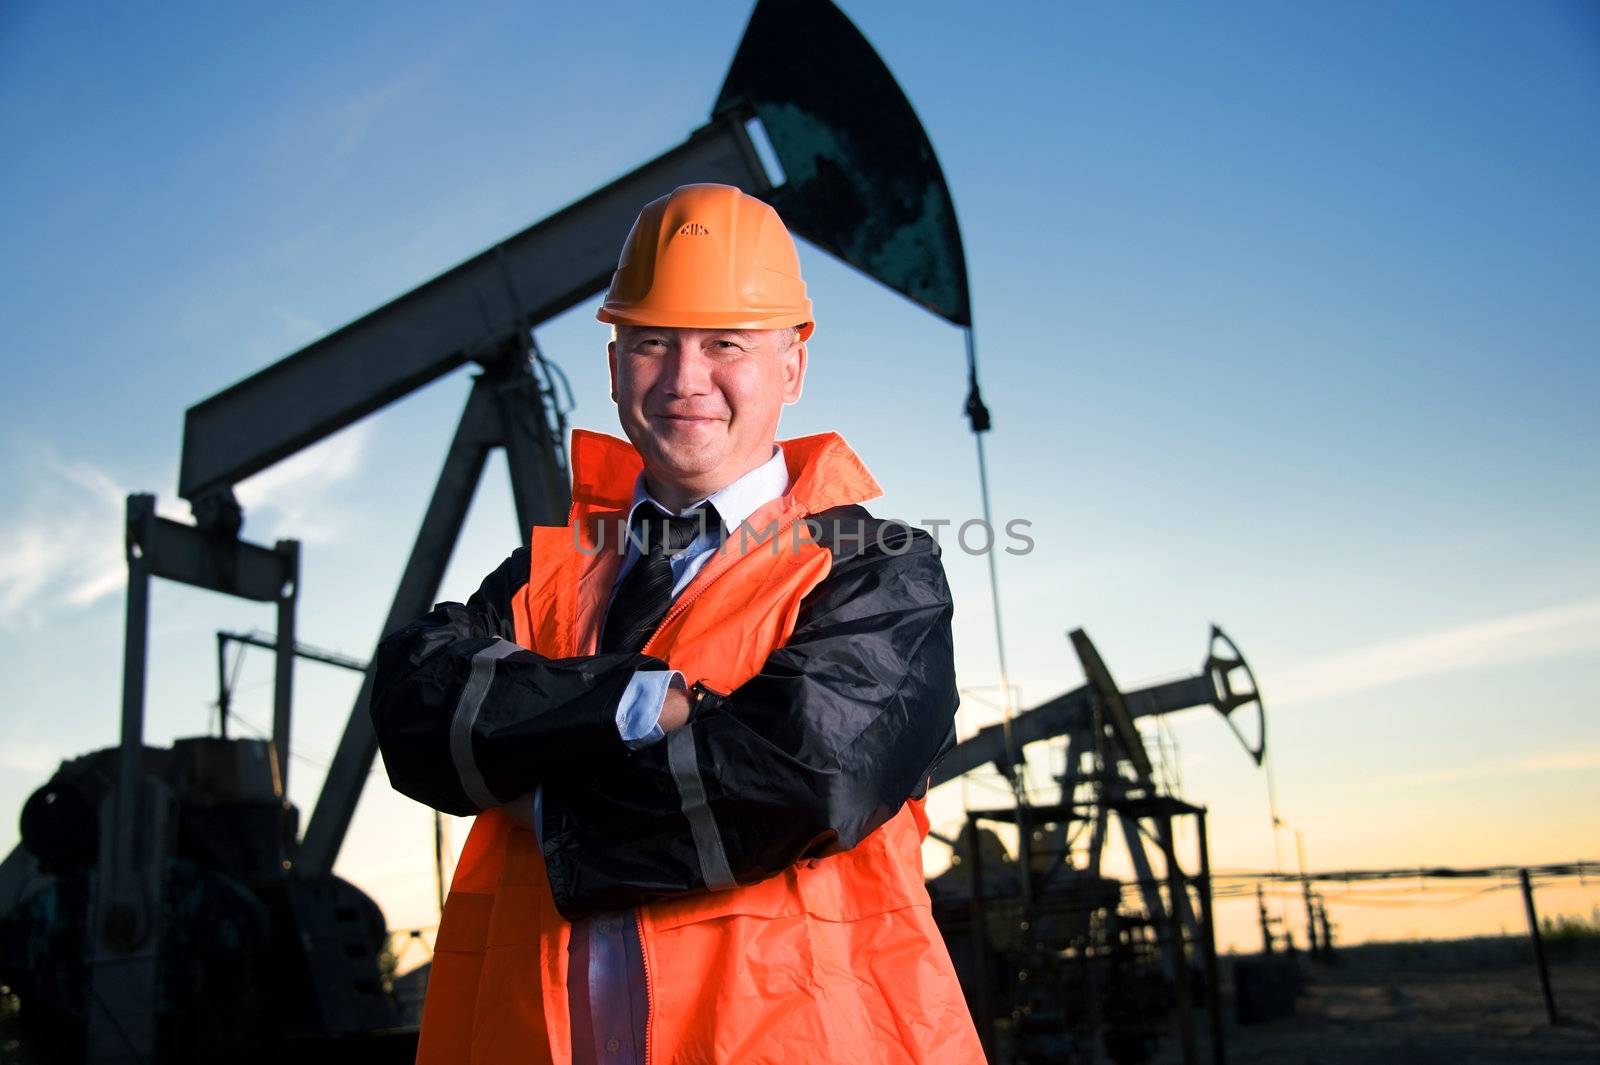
[1149,937,1600,1065]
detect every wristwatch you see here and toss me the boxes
[688,680,727,721]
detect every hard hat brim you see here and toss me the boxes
[598,305,814,341]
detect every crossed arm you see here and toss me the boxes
[370,517,958,919]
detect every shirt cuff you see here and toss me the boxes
[616,669,683,749]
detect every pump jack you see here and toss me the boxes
[927,625,1266,1064]
[0,2,977,1060]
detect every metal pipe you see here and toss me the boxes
[219,629,368,674]
[215,630,231,739]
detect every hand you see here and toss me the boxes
[659,685,692,732]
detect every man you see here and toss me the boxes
[373,183,984,1064]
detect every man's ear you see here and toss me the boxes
[607,341,618,403]
[782,341,807,405]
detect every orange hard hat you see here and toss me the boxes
[597,183,815,340]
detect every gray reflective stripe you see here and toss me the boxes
[667,727,736,891]
[449,639,521,809]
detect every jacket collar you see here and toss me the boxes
[566,428,882,524]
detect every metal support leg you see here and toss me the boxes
[1015,794,1034,912]
[1118,810,1172,959]
[273,539,299,799]
[965,821,996,1063]
[87,495,164,1063]
[1055,724,1085,843]
[1087,799,1109,878]
[1157,813,1199,1065]
[300,348,569,874]
[115,498,152,882]
[1196,810,1226,1065]
[1121,810,1202,942]
[298,379,502,876]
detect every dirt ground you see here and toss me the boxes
[4,937,1595,1062]
[1149,939,1600,1065]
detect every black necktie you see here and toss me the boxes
[601,502,717,654]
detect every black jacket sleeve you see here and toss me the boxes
[539,510,959,919]
[370,546,669,816]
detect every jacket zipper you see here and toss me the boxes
[632,513,801,1063]
[637,910,655,1065]
[642,513,804,656]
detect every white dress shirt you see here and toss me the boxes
[609,445,791,746]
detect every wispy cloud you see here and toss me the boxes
[1269,598,1600,708]
[1360,749,1600,792]
[0,424,374,627]
[0,451,155,625]
[323,68,429,154]
[235,420,375,544]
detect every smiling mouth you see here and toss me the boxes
[655,413,722,424]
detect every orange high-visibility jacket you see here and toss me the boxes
[373,430,984,1064]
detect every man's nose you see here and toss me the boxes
[660,343,713,396]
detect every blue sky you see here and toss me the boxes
[2,0,1597,948]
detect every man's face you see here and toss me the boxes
[608,325,807,503]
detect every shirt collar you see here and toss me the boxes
[626,446,790,534]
